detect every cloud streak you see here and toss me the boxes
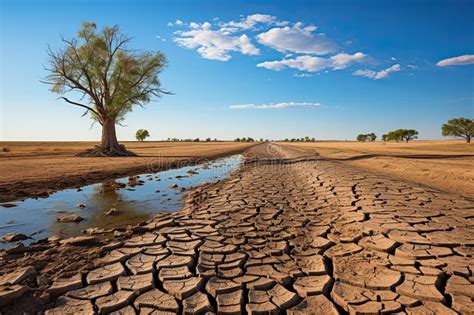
[257,52,366,72]
[352,64,401,80]
[436,54,474,67]
[229,102,321,110]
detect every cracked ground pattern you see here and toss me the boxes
[1,143,473,314]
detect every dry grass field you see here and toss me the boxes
[286,140,474,198]
[0,141,254,202]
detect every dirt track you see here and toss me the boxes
[1,143,473,314]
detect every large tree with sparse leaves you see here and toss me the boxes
[43,22,168,156]
[442,118,473,143]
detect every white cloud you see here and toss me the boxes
[220,14,277,31]
[353,64,401,80]
[330,52,366,70]
[256,23,336,55]
[436,54,474,67]
[294,73,313,78]
[256,52,366,72]
[229,102,321,110]
[174,27,260,61]
[175,19,184,26]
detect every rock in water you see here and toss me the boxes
[105,208,118,215]
[0,233,29,243]
[56,214,84,222]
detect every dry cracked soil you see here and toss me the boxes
[0,143,473,314]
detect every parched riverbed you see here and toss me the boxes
[0,143,473,314]
[0,155,242,249]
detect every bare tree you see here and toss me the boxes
[43,22,169,156]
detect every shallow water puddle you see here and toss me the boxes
[0,155,242,249]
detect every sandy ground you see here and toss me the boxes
[0,141,254,202]
[284,140,474,198]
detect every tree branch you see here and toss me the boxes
[58,97,102,121]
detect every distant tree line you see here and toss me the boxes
[282,137,316,142]
[382,129,419,143]
[355,117,472,144]
[356,133,377,142]
[356,129,418,143]
[165,138,218,142]
[234,137,255,142]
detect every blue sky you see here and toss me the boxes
[1,0,473,141]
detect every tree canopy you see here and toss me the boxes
[135,129,150,141]
[43,22,168,156]
[384,129,419,142]
[442,118,473,143]
[357,133,376,142]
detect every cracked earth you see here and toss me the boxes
[1,143,473,314]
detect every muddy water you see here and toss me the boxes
[0,155,242,249]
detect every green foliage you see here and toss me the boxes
[44,22,168,124]
[357,134,368,142]
[385,129,419,142]
[442,117,473,143]
[357,133,376,142]
[234,138,241,142]
[135,129,150,141]
[193,138,200,142]
[382,134,388,142]
[206,137,211,142]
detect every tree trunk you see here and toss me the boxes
[101,118,121,151]
[467,135,471,143]
[77,118,136,157]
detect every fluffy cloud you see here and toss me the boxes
[353,64,401,80]
[257,52,366,72]
[256,23,336,55]
[174,26,260,61]
[436,54,474,67]
[229,102,321,110]
[219,14,281,32]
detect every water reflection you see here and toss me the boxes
[0,155,242,249]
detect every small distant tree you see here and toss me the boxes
[135,129,150,142]
[193,138,200,142]
[382,134,388,142]
[304,136,310,142]
[311,137,316,142]
[234,138,241,142]
[43,22,168,156]
[442,118,473,143]
[402,129,418,142]
[368,133,376,142]
[206,137,211,142]
[357,134,368,142]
